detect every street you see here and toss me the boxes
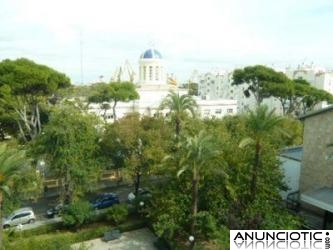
[20,180,134,226]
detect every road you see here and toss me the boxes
[14,180,134,230]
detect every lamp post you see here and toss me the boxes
[38,160,45,177]
[189,235,195,250]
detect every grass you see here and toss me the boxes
[4,216,146,250]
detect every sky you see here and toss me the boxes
[1,0,333,84]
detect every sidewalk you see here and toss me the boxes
[43,179,130,198]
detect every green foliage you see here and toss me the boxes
[106,203,129,225]
[0,58,71,141]
[5,218,146,249]
[31,105,102,201]
[62,200,94,229]
[195,211,218,239]
[188,82,198,96]
[5,234,72,250]
[0,143,37,218]
[88,81,139,121]
[232,65,288,106]
[0,58,70,96]
[148,181,191,241]
[159,91,198,135]
[100,113,171,193]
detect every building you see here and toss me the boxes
[89,48,237,122]
[286,64,333,109]
[197,65,333,114]
[297,106,333,229]
[279,146,302,200]
[197,69,282,114]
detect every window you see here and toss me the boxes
[215,109,222,114]
[149,66,153,80]
[227,109,233,114]
[155,66,159,80]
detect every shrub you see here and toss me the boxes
[195,211,218,239]
[62,200,94,229]
[106,203,129,225]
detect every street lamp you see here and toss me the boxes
[139,201,145,207]
[37,160,45,177]
[189,235,195,250]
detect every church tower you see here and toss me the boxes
[139,48,166,86]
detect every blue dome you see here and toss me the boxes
[140,49,162,59]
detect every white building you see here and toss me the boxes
[89,48,237,122]
[197,64,333,114]
[197,70,282,114]
[286,64,333,109]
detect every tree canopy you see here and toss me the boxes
[232,65,288,106]
[0,58,71,141]
[31,106,101,203]
[88,81,139,121]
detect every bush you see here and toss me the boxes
[62,200,94,229]
[195,211,218,239]
[106,204,129,225]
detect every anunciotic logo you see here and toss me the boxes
[230,230,332,250]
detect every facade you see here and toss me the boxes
[89,48,238,122]
[286,64,333,109]
[279,146,302,200]
[197,65,333,114]
[298,106,333,229]
[197,70,282,114]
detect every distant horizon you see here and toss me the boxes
[1,0,333,85]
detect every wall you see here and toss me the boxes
[300,109,333,192]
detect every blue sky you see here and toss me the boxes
[1,0,333,84]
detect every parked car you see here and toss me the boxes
[90,193,119,209]
[2,207,36,229]
[46,203,67,218]
[127,188,152,203]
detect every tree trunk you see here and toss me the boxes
[64,167,72,204]
[112,101,117,122]
[134,171,141,196]
[190,172,198,235]
[251,141,261,201]
[175,117,181,136]
[0,192,3,249]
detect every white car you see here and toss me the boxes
[127,188,152,203]
[2,207,36,229]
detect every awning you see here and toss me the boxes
[301,187,333,213]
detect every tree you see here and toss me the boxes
[100,113,171,196]
[269,78,333,116]
[31,106,101,203]
[88,82,112,122]
[89,82,139,122]
[176,130,221,235]
[159,91,198,136]
[0,144,29,248]
[232,65,288,107]
[62,200,94,229]
[0,58,71,141]
[109,82,139,121]
[239,106,285,202]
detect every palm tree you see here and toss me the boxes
[177,130,220,235]
[159,91,198,136]
[239,105,284,202]
[0,143,27,248]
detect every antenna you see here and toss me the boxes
[80,30,84,84]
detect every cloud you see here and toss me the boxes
[1,0,333,83]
